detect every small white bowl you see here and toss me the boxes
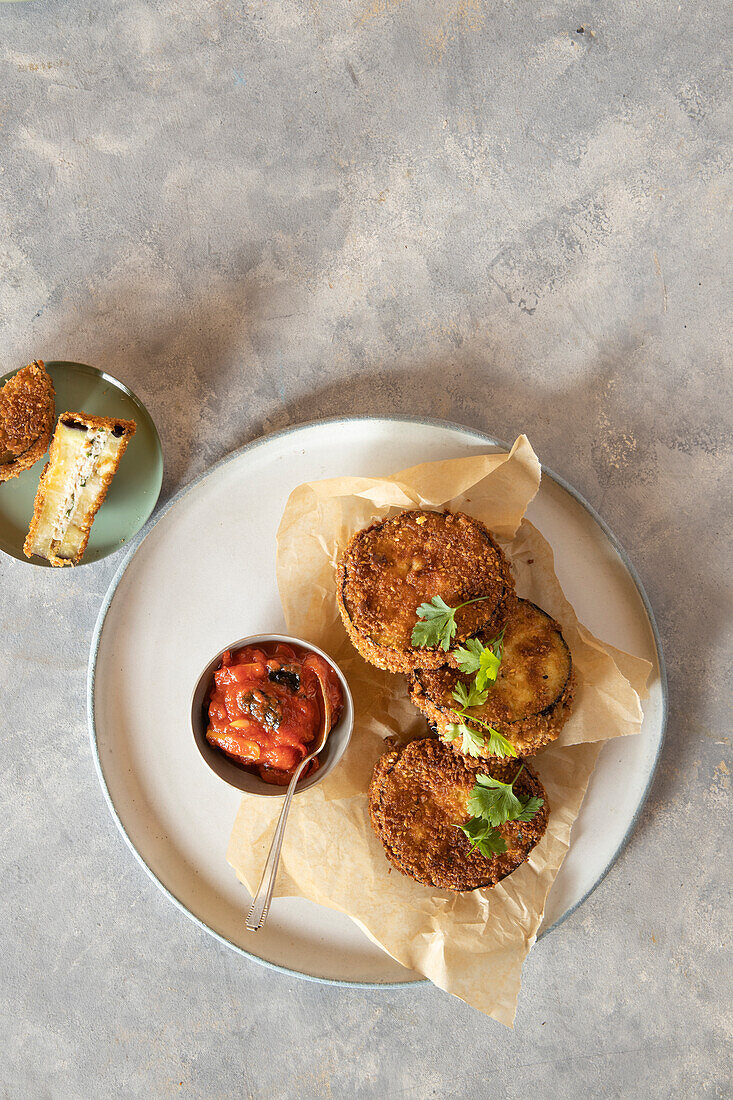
[190,633,354,797]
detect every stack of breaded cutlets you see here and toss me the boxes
[336,510,576,892]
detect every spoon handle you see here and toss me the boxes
[244,757,308,932]
[246,667,333,932]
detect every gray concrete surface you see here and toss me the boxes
[1,1,731,1096]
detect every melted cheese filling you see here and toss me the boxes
[50,429,108,543]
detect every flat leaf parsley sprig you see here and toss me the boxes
[454,627,506,691]
[445,680,516,759]
[455,765,544,860]
[412,596,513,758]
[411,594,495,652]
[447,627,511,755]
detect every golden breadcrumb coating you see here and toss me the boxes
[337,510,515,673]
[368,737,549,891]
[0,361,55,482]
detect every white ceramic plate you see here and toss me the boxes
[88,417,666,987]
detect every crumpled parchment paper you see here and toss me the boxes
[227,436,651,1025]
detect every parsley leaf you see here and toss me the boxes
[470,771,523,825]
[411,594,496,652]
[453,637,484,675]
[514,796,544,822]
[455,817,507,859]
[454,766,543,862]
[467,765,544,827]
[411,596,456,651]
[445,721,485,758]
[448,652,518,758]
[456,816,490,843]
[455,628,506,691]
[483,726,517,758]
[475,830,508,859]
[451,680,489,709]
[446,699,517,759]
[475,649,501,691]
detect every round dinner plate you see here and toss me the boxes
[0,361,163,566]
[88,417,666,986]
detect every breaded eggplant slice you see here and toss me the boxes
[0,361,55,482]
[368,738,548,891]
[409,599,575,757]
[337,510,515,673]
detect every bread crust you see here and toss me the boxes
[368,737,549,891]
[23,411,136,566]
[57,411,136,436]
[0,361,55,482]
[337,510,515,673]
[409,599,575,758]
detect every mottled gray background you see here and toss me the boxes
[1,0,731,1096]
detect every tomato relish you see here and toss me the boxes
[205,642,344,785]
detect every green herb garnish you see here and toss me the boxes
[454,628,506,691]
[447,683,516,759]
[483,727,518,758]
[514,797,545,822]
[454,765,544,859]
[452,679,489,709]
[444,629,511,756]
[411,595,496,652]
[468,766,525,825]
[454,816,508,859]
[444,721,487,758]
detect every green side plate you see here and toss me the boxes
[0,361,163,567]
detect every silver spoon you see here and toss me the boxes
[245,666,333,932]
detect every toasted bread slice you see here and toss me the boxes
[24,411,136,566]
[0,361,55,482]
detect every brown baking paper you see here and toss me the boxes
[227,436,651,1025]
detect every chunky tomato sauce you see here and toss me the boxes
[206,642,344,785]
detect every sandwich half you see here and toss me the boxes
[24,411,136,566]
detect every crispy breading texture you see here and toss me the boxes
[368,737,549,891]
[23,411,136,567]
[0,361,55,482]
[56,411,136,435]
[409,599,575,758]
[337,510,515,673]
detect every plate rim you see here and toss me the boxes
[86,414,668,989]
[0,360,164,568]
